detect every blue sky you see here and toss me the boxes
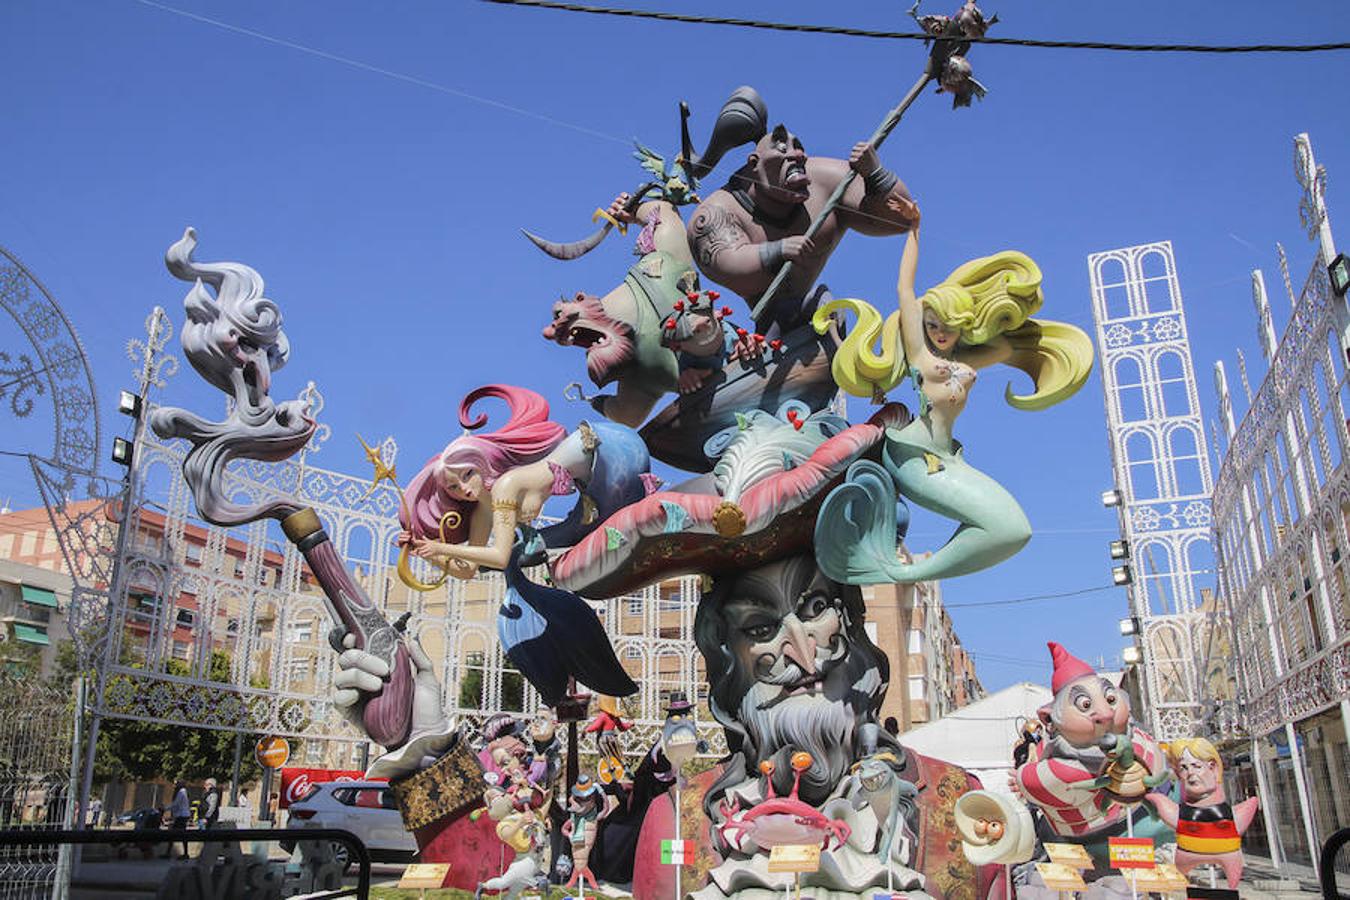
[2,0,1348,692]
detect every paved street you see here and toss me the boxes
[67,849,1331,898]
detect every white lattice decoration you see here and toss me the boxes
[1212,254,1350,738]
[1089,241,1215,737]
[93,379,721,757]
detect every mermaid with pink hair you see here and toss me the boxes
[398,384,645,704]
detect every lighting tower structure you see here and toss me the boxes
[1089,241,1216,740]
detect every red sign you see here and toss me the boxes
[1108,836,1156,869]
[278,767,367,808]
[255,736,291,770]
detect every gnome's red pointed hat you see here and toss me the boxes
[551,404,909,598]
[1047,641,1096,694]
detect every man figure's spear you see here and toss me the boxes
[750,0,997,324]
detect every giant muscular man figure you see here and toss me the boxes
[686,125,919,338]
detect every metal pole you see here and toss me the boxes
[673,782,682,900]
[749,67,933,323]
[1340,700,1350,770]
[259,766,273,823]
[1251,735,1284,868]
[78,386,151,828]
[1284,722,1321,877]
[1126,809,1137,900]
[55,675,87,900]
[230,733,243,805]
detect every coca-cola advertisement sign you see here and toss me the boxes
[278,767,368,808]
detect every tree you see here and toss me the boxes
[52,640,277,788]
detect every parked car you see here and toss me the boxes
[280,781,415,871]
[114,807,163,829]
[112,806,163,859]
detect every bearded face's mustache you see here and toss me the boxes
[738,685,858,805]
[760,661,821,688]
[1046,730,1107,769]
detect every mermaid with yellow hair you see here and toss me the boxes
[812,228,1094,583]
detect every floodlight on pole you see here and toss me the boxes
[1101,489,1123,508]
[1112,565,1133,586]
[1109,540,1130,560]
[1119,616,1140,637]
[1329,252,1350,297]
[111,437,133,468]
[1122,646,1142,666]
[117,390,143,419]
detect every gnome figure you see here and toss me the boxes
[1013,643,1173,883]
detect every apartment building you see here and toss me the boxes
[864,572,984,732]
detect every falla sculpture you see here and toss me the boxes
[148,5,1118,898]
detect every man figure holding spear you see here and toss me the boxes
[686,127,919,339]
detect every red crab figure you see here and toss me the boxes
[717,752,852,853]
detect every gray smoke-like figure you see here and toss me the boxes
[149,227,315,526]
[149,228,416,749]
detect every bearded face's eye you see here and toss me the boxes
[743,621,777,642]
[799,592,831,621]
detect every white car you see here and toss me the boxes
[281,780,417,870]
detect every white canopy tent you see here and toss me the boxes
[898,682,1053,794]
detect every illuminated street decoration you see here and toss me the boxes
[1089,239,1215,740]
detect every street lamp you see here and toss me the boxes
[1101,489,1123,508]
[1119,616,1140,636]
[1112,565,1133,586]
[1329,252,1350,297]
[1109,540,1129,560]
[1122,645,1142,666]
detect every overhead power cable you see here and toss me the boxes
[942,584,1115,609]
[483,0,1350,53]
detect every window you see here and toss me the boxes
[908,630,924,654]
[627,598,643,617]
[226,618,239,635]
[129,593,159,622]
[287,657,314,680]
[20,585,57,609]
[13,624,49,645]
[172,639,190,661]
[175,608,196,630]
[286,620,314,644]
[625,645,643,660]
[185,543,203,565]
[907,676,926,701]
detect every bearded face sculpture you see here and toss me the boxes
[694,555,888,808]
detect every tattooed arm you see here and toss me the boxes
[687,201,763,281]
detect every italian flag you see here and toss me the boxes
[661,839,691,865]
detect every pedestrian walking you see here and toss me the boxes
[168,781,191,858]
[88,797,101,827]
[200,778,221,830]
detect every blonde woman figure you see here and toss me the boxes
[812,227,1093,583]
